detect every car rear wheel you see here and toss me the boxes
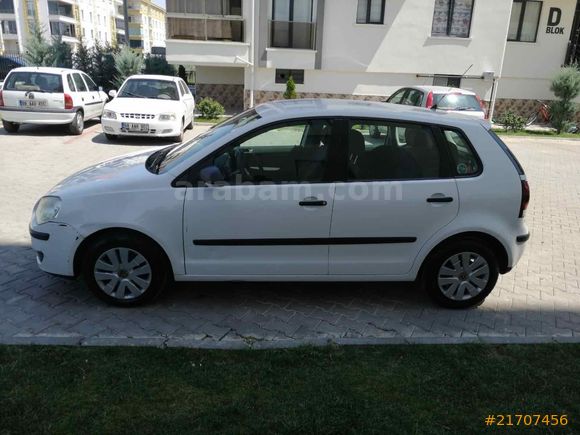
[82,234,169,306]
[2,120,19,133]
[68,111,84,135]
[423,239,499,309]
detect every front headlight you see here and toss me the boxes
[34,196,62,225]
[103,110,117,119]
[159,113,177,121]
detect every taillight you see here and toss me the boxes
[64,93,73,109]
[519,180,530,218]
[426,91,434,109]
[0,90,4,107]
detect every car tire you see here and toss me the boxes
[173,120,184,143]
[82,233,170,307]
[105,133,118,141]
[423,238,499,309]
[68,110,84,135]
[2,120,20,133]
[186,116,194,130]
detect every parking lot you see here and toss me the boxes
[1,122,579,348]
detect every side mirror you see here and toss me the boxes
[108,89,117,98]
[199,165,225,185]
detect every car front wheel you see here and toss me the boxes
[423,239,499,309]
[173,120,184,143]
[2,120,20,133]
[68,110,84,135]
[82,234,169,306]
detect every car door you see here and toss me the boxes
[182,119,337,276]
[71,72,92,117]
[329,119,459,276]
[179,80,194,125]
[81,73,104,118]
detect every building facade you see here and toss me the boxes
[126,0,165,53]
[165,0,580,116]
[0,0,129,52]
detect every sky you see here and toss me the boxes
[153,0,166,8]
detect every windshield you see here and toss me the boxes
[153,108,262,174]
[435,93,482,111]
[118,79,179,100]
[4,72,63,93]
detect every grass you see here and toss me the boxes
[1,344,579,434]
[195,116,230,125]
[493,128,580,139]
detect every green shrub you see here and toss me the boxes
[197,98,225,119]
[550,66,580,133]
[283,75,297,99]
[497,111,526,132]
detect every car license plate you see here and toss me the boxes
[19,99,48,108]
[121,123,149,132]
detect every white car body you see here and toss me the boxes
[30,99,529,307]
[101,75,194,139]
[387,86,487,120]
[0,66,107,127]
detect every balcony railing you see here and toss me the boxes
[50,21,77,38]
[167,17,244,42]
[269,20,316,50]
[48,2,74,18]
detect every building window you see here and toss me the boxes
[275,69,304,84]
[270,0,315,49]
[129,39,143,48]
[1,20,17,35]
[433,75,462,88]
[508,0,543,42]
[431,0,474,38]
[356,0,385,24]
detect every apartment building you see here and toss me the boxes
[126,0,165,53]
[0,0,127,53]
[165,0,580,116]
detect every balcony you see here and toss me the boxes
[48,1,74,18]
[269,20,316,50]
[0,0,15,14]
[167,17,244,42]
[50,21,77,38]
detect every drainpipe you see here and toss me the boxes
[249,0,255,108]
[490,0,515,122]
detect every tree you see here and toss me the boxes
[24,23,50,66]
[143,55,175,76]
[113,46,143,88]
[178,65,187,83]
[549,66,580,133]
[283,75,297,99]
[92,42,119,91]
[47,36,72,68]
[73,40,93,75]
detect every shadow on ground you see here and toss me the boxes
[0,120,101,137]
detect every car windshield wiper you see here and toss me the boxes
[121,92,146,98]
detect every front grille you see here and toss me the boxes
[120,113,155,120]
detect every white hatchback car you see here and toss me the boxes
[387,86,487,120]
[101,74,195,142]
[30,99,529,308]
[0,66,107,134]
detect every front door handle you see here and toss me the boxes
[427,196,454,203]
[299,198,327,206]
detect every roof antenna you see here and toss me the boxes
[460,64,474,78]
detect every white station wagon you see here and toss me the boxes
[0,66,107,134]
[29,99,529,308]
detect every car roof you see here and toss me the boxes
[125,74,179,82]
[255,98,488,129]
[8,66,80,74]
[404,85,477,95]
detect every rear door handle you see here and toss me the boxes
[299,198,327,206]
[427,196,454,203]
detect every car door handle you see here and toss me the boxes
[427,196,454,203]
[299,198,327,206]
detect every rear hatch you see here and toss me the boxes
[434,93,485,119]
[2,71,65,110]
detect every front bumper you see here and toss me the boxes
[30,222,84,277]
[0,107,78,124]
[102,117,181,137]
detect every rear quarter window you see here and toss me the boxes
[4,71,63,93]
[442,129,481,176]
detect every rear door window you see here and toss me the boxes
[72,73,88,92]
[66,74,76,92]
[4,72,63,93]
[442,129,481,176]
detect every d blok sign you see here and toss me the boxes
[546,7,565,35]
